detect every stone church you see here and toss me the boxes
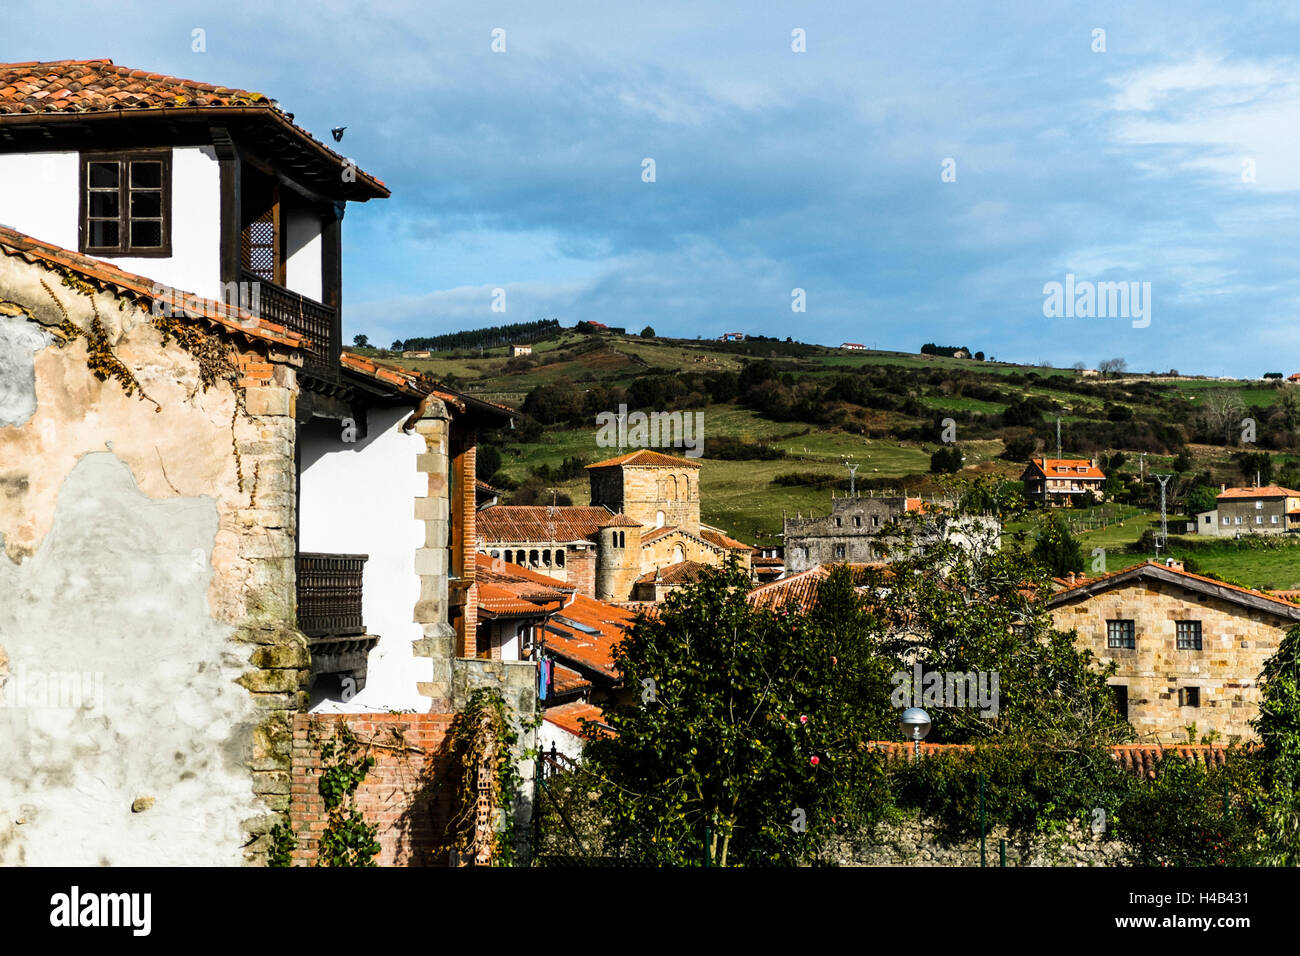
[477,449,751,602]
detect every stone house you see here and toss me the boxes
[511,344,532,356]
[478,449,751,601]
[783,492,998,574]
[0,59,522,866]
[1047,560,1300,743]
[1195,484,1300,537]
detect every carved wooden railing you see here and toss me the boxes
[241,268,337,381]
[297,552,367,638]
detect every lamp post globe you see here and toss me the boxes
[900,707,931,756]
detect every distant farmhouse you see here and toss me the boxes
[511,344,533,356]
[1194,485,1300,536]
[719,331,745,342]
[401,349,431,359]
[840,342,867,351]
[1020,457,1106,506]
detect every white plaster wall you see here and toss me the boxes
[299,406,429,712]
[0,151,79,248]
[0,146,221,299]
[539,719,584,762]
[284,207,322,301]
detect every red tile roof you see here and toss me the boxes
[1216,485,1300,499]
[699,525,750,550]
[586,449,703,469]
[0,223,304,351]
[639,526,677,544]
[635,560,710,586]
[0,60,387,198]
[477,505,613,544]
[544,701,611,739]
[551,664,591,696]
[1050,559,1300,616]
[597,512,642,528]
[747,567,832,612]
[1023,457,1105,479]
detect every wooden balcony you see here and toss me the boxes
[241,268,338,382]
[297,552,367,638]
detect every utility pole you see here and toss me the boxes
[1154,474,1173,557]
[1056,418,1062,460]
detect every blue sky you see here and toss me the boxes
[9,1,1300,377]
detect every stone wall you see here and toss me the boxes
[0,251,306,865]
[289,713,454,866]
[834,813,1124,867]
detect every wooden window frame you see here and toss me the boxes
[1107,618,1136,649]
[79,148,173,258]
[1176,620,1203,651]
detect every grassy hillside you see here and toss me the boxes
[353,330,1300,586]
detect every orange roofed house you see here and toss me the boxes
[1048,560,1300,743]
[0,60,521,865]
[1194,485,1300,536]
[1020,457,1105,506]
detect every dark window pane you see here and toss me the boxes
[88,191,119,218]
[88,220,119,247]
[130,161,162,189]
[130,220,162,248]
[131,192,162,218]
[87,162,120,188]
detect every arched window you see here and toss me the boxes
[668,475,678,498]
[656,511,665,528]
[672,544,685,563]
[556,549,566,567]
[515,550,525,564]
[853,516,862,527]
[542,550,552,567]
[529,549,539,565]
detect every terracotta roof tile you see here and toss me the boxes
[1049,559,1300,616]
[1216,485,1300,499]
[586,449,703,469]
[0,59,387,197]
[1022,457,1105,480]
[699,525,751,550]
[0,223,304,351]
[478,505,613,544]
[551,664,591,696]
[867,741,1235,777]
[596,512,643,528]
[635,560,710,586]
[747,567,831,612]
[543,701,611,738]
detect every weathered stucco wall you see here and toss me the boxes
[0,253,306,864]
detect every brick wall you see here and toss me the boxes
[290,713,456,867]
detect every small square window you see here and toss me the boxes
[1107,619,1136,649]
[80,150,171,257]
[1178,687,1201,707]
[1176,621,1202,650]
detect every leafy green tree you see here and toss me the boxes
[1185,484,1218,517]
[1252,625,1300,864]
[1030,512,1084,578]
[640,325,656,338]
[352,333,369,348]
[929,445,962,474]
[586,563,896,866]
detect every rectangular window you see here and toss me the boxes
[1257,515,1263,525]
[1273,515,1279,524]
[1176,620,1202,650]
[1107,619,1136,649]
[1178,687,1201,707]
[1222,515,1229,524]
[834,544,846,560]
[80,150,171,256]
[1235,516,1242,524]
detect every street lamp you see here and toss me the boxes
[900,707,931,757]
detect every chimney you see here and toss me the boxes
[1221,483,1226,492]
